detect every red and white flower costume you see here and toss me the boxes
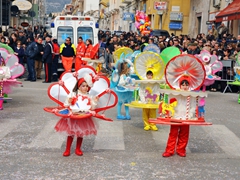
[149,54,211,157]
[44,66,118,156]
[54,90,98,137]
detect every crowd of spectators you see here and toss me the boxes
[1,23,240,92]
[0,24,57,82]
[98,25,240,92]
[0,24,50,47]
[98,24,240,60]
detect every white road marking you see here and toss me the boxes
[202,125,240,156]
[0,118,25,139]
[93,121,125,150]
[28,119,64,149]
[152,125,191,153]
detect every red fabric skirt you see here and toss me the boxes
[54,117,97,137]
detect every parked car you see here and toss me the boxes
[112,30,123,36]
[151,30,170,37]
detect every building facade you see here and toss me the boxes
[144,0,191,36]
[188,0,210,38]
[99,0,109,30]
[2,0,240,38]
[99,0,139,31]
[71,0,99,23]
[62,4,74,15]
[0,0,47,29]
[0,0,12,30]
[209,0,239,37]
[71,0,84,16]
[98,0,192,35]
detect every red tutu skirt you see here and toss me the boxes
[54,117,97,137]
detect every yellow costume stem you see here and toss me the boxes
[142,108,156,127]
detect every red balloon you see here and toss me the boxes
[145,16,149,22]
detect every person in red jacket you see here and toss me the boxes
[75,37,86,71]
[162,76,190,158]
[52,38,60,81]
[84,39,93,58]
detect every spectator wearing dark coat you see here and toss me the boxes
[24,36,32,46]
[24,39,39,81]
[106,37,114,54]
[217,23,229,39]
[8,33,18,50]
[14,41,25,65]
[105,37,114,71]
[99,34,106,48]
[52,38,60,82]
[187,43,201,55]
[26,27,34,41]
[34,37,44,79]
[18,30,27,45]
[42,35,53,83]
[213,43,224,60]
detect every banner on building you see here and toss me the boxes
[154,1,167,10]
[169,22,182,30]
[123,12,135,21]
[170,12,183,21]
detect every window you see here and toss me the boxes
[238,20,240,35]
[77,27,94,44]
[2,1,10,26]
[57,27,73,45]
[213,0,220,7]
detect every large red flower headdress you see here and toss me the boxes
[165,54,206,91]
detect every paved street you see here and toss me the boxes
[0,79,240,180]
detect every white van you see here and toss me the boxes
[51,16,99,74]
[51,15,99,46]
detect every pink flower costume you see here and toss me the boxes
[0,44,25,110]
[195,50,223,92]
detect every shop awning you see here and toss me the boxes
[215,0,240,22]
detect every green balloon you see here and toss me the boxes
[160,83,170,89]
[160,47,181,65]
[0,42,14,54]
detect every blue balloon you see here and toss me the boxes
[140,19,145,25]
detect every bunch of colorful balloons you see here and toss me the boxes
[135,10,152,36]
